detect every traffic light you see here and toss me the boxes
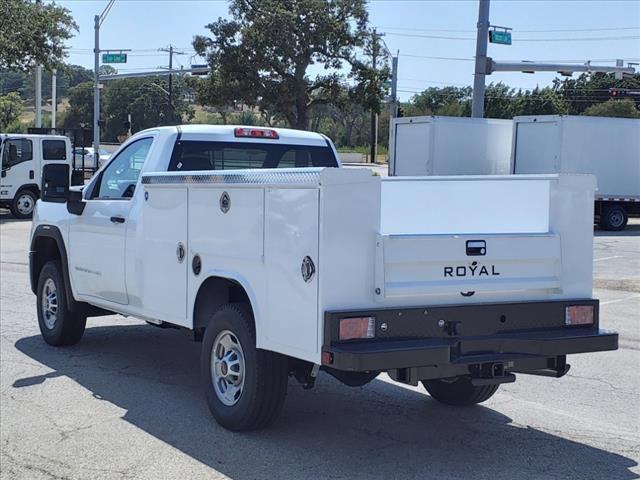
[397,106,404,118]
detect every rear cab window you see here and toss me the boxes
[42,140,67,160]
[168,141,338,172]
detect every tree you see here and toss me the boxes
[0,0,77,70]
[0,92,24,131]
[554,72,640,114]
[408,86,472,116]
[99,65,118,76]
[62,81,94,128]
[101,77,194,141]
[583,99,640,119]
[192,0,385,130]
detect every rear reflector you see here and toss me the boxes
[234,127,279,139]
[339,316,375,341]
[565,305,594,326]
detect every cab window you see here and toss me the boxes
[93,138,152,199]
[1,139,33,169]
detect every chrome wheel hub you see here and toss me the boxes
[16,193,34,215]
[211,330,245,406]
[41,278,58,329]
[610,211,624,227]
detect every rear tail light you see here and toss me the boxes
[234,127,279,139]
[565,305,594,326]
[339,316,375,341]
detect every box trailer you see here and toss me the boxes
[389,116,513,176]
[512,115,640,230]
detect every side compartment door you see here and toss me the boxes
[265,188,319,360]
[513,121,560,174]
[139,185,188,325]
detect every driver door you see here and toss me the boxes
[68,137,153,305]
[1,138,35,201]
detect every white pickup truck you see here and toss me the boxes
[30,125,617,431]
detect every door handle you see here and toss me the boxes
[110,216,125,224]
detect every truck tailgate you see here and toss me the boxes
[376,175,595,303]
[377,233,560,298]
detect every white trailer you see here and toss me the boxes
[389,116,513,176]
[512,115,640,230]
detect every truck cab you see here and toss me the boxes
[1,134,72,218]
[29,125,617,432]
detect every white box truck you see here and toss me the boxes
[1,134,73,218]
[30,125,616,431]
[390,116,513,176]
[512,115,640,230]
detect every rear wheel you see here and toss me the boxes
[423,376,499,406]
[599,204,627,231]
[10,190,37,219]
[201,303,288,431]
[37,260,86,346]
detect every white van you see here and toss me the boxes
[1,134,73,218]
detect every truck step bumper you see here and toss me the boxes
[322,300,618,373]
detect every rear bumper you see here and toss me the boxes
[323,300,618,373]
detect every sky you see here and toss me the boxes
[58,0,640,101]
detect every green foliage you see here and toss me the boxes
[101,77,194,142]
[0,64,93,101]
[583,99,640,119]
[62,81,94,128]
[0,92,24,131]
[192,0,386,130]
[553,72,640,115]
[0,0,77,70]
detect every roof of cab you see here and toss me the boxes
[143,124,330,147]
[0,133,70,141]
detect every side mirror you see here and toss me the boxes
[41,164,70,203]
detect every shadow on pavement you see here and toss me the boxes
[595,223,640,237]
[14,324,639,480]
[0,209,30,224]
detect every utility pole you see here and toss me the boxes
[51,69,57,128]
[35,66,42,127]
[390,53,398,118]
[370,29,380,164]
[160,45,185,120]
[472,0,490,118]
[93,14,101,154]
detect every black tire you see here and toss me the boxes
[423,376,499,406]
[201,303,288,431]
[37,260,87,346]
[599,204,628,231]
[10,189,37,219]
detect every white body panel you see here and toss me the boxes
[512,115,640,200]
[390,116,513,176]
[31,125,597,366]
[1,134,72,201]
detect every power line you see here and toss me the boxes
[378,25,640,33]
[385,31,640,42]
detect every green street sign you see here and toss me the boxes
[489,30,512,45]
[102,53,127,64]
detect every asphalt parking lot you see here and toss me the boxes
[1,211,639,480]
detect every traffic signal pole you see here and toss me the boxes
[472,0,490,118]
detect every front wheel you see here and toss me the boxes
[37,260,87,346]
[201,303,288,431]
[423,376,499,406]
[10,190,37,219]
